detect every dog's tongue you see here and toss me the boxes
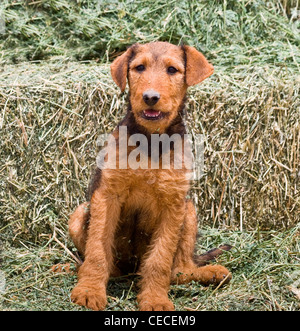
[144,109,161,117]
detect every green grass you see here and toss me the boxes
[0,0,299,67]
[0,0,299,311]
[1,226,299,311]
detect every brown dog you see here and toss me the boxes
[68,41,231,311]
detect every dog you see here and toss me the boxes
[68,41,231,311]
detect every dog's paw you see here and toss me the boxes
[199,265,232,286]
[71,283,107,311]
[138,296,174,311]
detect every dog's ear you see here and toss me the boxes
[183,45,214,86]
[110,46,134,92]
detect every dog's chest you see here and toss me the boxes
[104,167,190,206]
[123,169,191,212]
[117,169,189,233]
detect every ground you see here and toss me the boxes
[1,226,299,311]
[0,0,299,311]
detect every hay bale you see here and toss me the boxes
[188,66,300,230]
[0,60,299,245]
[0,0,298,65]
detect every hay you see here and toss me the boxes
[0,59,299,246]
[0,0,299,66]
[1,226,300,310]
[188,65,300,230]
[0,0,299,311]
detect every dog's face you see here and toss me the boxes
[111,42,214,133]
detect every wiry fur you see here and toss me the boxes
[68,42,231,311]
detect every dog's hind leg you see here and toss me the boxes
[68,202,90,257]
[171,200,232,286]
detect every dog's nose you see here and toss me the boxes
[143,89,160,106]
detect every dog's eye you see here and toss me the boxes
[167,66,178,74]
[135,65,145,72]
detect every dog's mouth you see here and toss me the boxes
[142,109,165,121]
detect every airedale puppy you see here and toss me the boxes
[68,41,231,311]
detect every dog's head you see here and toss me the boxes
[111,41,213,133]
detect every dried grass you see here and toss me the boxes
[0,60,298,247]
[188,64,300,230]
[0,0,299,311]
[0,0,299,67]
[1,226,299,310]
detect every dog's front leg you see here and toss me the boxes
[137,204,185,311]
[71,189,121,311]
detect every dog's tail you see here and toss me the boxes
[193,244,232,266]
